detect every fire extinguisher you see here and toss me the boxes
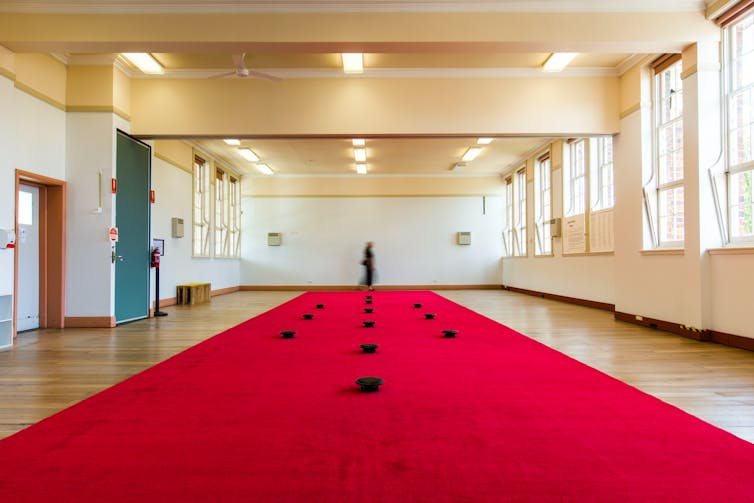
[151,248,161,268]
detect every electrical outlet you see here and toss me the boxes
[635,315,643,321]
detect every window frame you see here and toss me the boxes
[725,10,754,245]
[654,58,685,248]
[503,176,514,257]
[513,166,528,257]
[534,153,553,256]
[192,155,211,257]
[565,139,587,217]
[592,136,615,212]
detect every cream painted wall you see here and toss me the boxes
[709,255,754,338]
[0,75,67,297]
[66,65,114,109]
[131,76,620,137]
[241,195,503,286]
[13,54,66,108]
[150,155,241,300]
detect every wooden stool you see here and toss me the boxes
[176,283,211,305]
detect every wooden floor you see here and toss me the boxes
[1,290,753,443]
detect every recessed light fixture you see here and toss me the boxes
[354,148,367,162]
[238,148,259,161]
[256,163,274,175]
[477,138,493,145]
[543,52,578,72]
[224,139,240,145]
[352,139,365,146]
[462,147,483,162]
[342,53,364,74]
[356,164,368,175]
[122,53,164,75]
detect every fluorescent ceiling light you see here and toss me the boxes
[238,148,259,161]
[256,163,274,175]
[122,53,164,75]
[462,147,483,162]
[342,53,364,74]
[356,163,368,175]
[354,148,367,162]
[224,139,240,145]
[543,52,578,72]
[352,138,365,146]
[477,138,493,145]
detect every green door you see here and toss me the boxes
[115,131,151,324]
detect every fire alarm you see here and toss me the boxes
[0,229,16,249]
[111,178,117,194]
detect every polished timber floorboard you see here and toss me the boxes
[1,290,752,443]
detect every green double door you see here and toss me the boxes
[114,131,151,324]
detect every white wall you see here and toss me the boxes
[150,156,240,301]
[0,76,66,297]
[241,195,503,286]
[64,112,120,317]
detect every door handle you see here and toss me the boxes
[116,255,125,262]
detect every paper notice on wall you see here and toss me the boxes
[590,209,614,252]
[563,214,586,254]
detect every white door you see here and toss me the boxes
[17,184,40,332]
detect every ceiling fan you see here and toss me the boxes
[209,53,281,81]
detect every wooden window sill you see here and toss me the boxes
[640,249,684,256]
[708,247,754,255]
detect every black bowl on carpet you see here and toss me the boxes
[424,313,436,320]
[442,330,458,338]
[365,300,373,305]
[356,376,384,392]
[360,343,379,353]
[303,313,314,320]
[366,295,372,299]
[414,303,422,308]
[316,304,325,309]
[280,330,296,339]
[363,320,376,328]
[364,308,374,313]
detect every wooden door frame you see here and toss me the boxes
[15,170,66,336]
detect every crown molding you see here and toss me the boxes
[134,66,619,80]
[0,0,706,14]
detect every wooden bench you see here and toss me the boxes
[176,283,211,305]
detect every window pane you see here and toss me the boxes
[659,186,685,243]
[18,191,33,226]
[730,169,754,238]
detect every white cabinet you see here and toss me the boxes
[0,294,12,350]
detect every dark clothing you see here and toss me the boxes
[363,246,375,287]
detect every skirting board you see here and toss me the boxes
[503,285,615,312]
[151,286,241,311]
[64,316,116,328]
[503,286,753,353]
[240,285,503,291]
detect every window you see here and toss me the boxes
[193,155,211,257]
[655,59,685,246]
[727,10,754,242]
[503,176,513,257]
[228,176,241,257]
[534,153,552,255]
[593,137,615,211]
[565,139,587,217]
[513,167,527,256]
[215,168,228,257]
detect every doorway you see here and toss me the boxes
[17,184,40,331]
[14,170,66,338]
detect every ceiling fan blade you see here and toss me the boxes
[246,69,282,82]
[208,71,236,79]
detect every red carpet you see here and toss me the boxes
[1,291,753,502]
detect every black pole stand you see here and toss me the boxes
[154,266,168,317]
